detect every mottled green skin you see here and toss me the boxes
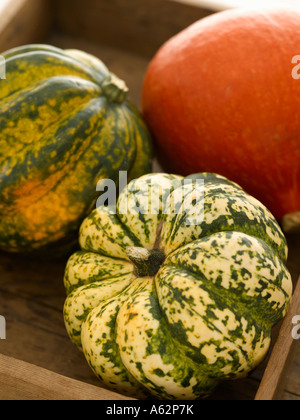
[0,44,153,254]
[63,173,292,399]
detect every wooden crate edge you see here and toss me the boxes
[255,276,300,400]
[0,0,52,53]
[0,354,135,401]
[53,0,214,58]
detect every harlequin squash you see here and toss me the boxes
[0,44,152,254]
[63,172,292,400]
[142,8,300,232]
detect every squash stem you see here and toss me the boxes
[102,74,129,103]
[282,211,300,234]
[126,247,166,277]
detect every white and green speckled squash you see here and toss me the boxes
[63,172,292,400]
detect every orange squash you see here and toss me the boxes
[142,8,300,232]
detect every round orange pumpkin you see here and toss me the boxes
[142,8,300,231]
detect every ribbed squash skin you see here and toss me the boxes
[0,44,152,254]
[63,173,292,400]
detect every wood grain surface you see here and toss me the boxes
[0,0,299,401]
[53,0,213,57]
[255,278,300,400]
[0,354,134,400]
[0,0,52,53]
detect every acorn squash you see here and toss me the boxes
[63,172,292,400]
[0,44,152,254]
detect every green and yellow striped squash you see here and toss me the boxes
[0,44,152,254]
[63,172,292,400]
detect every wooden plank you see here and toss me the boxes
[0,0,298,398]
[0,0,52,53]
[282,392,300,401]
[0,354,134,400]
[286,233,300,286]
[53,0,213,58]
[172,0,300,11]
[207,377,260,401]
[169,0,228,9]
[0,253,104,387]
[284,342,300,397]
[255,277,300,400]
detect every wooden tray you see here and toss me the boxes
[0,0,300,401]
